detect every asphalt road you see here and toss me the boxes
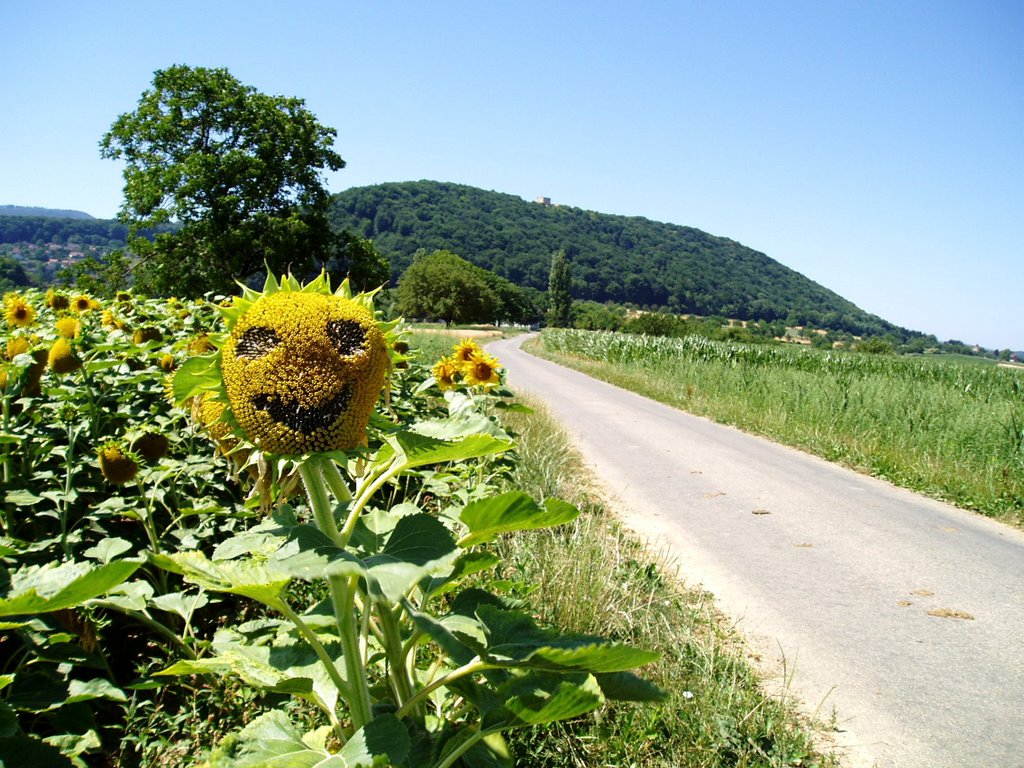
[489,335,1024,768]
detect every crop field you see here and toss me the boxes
[0,284,839,767]
[539,329,1024,526]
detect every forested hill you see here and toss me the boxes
[329,180,905,337]
[0,205,94,219]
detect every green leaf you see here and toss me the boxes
[270,525,367,583]
[206,710,408,768]
[170,352,221,405]
[4,489,43,507]
[0,561,141,616]
[92,580,154,612]
[66,678,127,705]
[458,493,579,547]
[159,629,341,713]
[499,671,605,725]
[411,412,509,440]
[363,515,460,602]
[459,732,513,768]
[82,537,133,564]
[426,551,500,598]
[477,605,660,672]
[385,431,513,471]
[338,714,410,767]
[151,590,209,619]
[206,709,329,768]
[151,551,288,605]
[0,735,74,767]
[594,671,668,702]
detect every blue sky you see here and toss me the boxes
[3,1,1022,349]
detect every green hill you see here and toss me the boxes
[0,205,95,219]
[329,180,909,338]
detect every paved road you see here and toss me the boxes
[489,335,1024,768]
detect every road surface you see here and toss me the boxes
[489,334,1024,768]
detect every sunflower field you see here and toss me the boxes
[0,277,661,767]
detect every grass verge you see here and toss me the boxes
[496,396,840,767]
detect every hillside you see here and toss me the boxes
[329,180,908,338]
[0,205,94,219]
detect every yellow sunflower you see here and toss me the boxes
[461,351,502,389]
[48,338,82,374]
[45,289,70,311]
[71,294,100,314]
[6,335,31,359]
[55,316,81,339]
[4,295,35,328]
[452,338,483,364]
[432,356,461,391]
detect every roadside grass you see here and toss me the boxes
[494,396,839,768]
[533,330,1024,527]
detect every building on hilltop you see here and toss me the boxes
[534,196,552,206]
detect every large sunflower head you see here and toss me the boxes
[4,294,35,329]
[175,272,398,457]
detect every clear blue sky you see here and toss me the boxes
[3,1,1022,349]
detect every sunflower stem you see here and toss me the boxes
[299,457,374,732]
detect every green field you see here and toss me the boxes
[537,329,1024,527]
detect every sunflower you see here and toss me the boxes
[55,316,81,339]
[4,295,35,328]
[461,351,502,389]
[159,353,176,372]
[48,338,82,374]
[6,335,31,359]
[195,392,233,442]
[71,294,100,314]
[174,271,397,457]
[133,327,163,344]
[97,442,138,484]
[432,356,461,391]
[452,338,483,364]
[188,334,215,355]
[133,432,169,463]
[45,289,70,311]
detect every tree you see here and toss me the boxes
[547,249,572,327]
[100,65,344,296]
[323,231,390,294]
[0,256,32,293]
[396,250,498,326]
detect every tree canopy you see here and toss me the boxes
[395,249,537,326]
[100,65,344,296]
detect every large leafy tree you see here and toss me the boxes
[100,65,344,296]
[396,250,498,326]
